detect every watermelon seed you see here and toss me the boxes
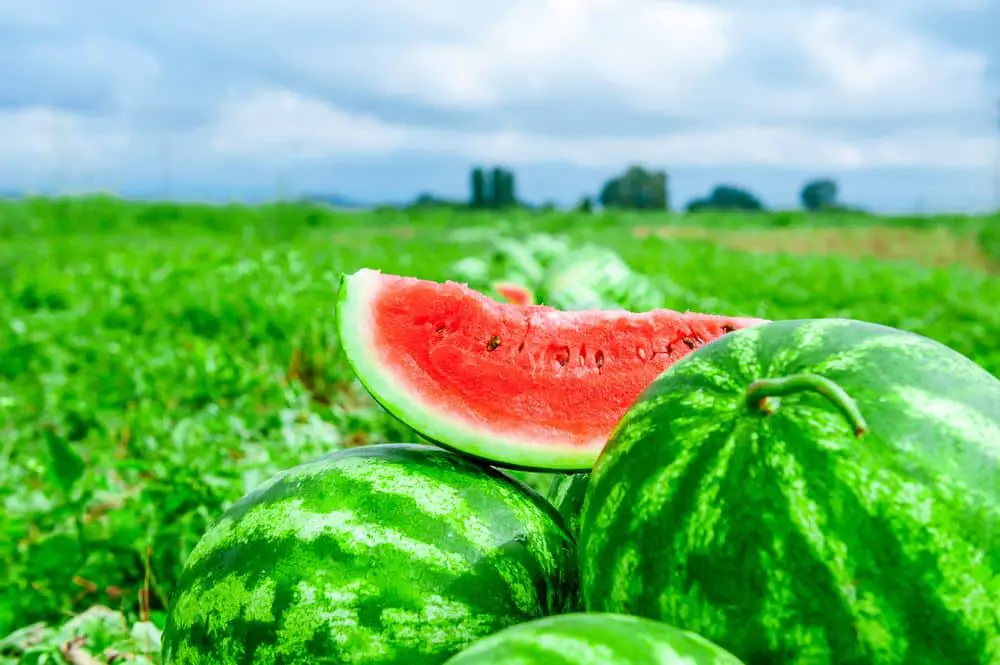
[595,351,604,370]
[682,338,696,349]
[722,324,735,333]
[637,346,647,360]
[435,325,446,334]
[487,335,501,351]
[554,346,570,366]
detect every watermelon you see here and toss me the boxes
[543,244,675,312]
[336,269,763,471]
[443,612,745,664]
[580,318,1000,665]
[162,443,578,664]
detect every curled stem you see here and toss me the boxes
[746,373,868,438]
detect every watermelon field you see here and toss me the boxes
[1,196,999,663]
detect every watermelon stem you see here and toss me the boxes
[746,373,868,437]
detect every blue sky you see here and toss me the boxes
[2,0,999,212]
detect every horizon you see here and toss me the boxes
[3,1,999,214]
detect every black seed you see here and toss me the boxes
[554,346,569,366]
[487,335,501,351]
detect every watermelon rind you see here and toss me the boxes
[580,318,1000,665]
[443,612,746,664]
[336,268,761,472]
[162,443,579,664]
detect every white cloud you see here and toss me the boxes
[362,0,735,112]
[0,107,130,175]
[208,89,410,158]
[0,0,995,194]
[196,87,993,170]
[218,0,989,123]
[788,7,990,117]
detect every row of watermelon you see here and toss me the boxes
[162,267,999,663]
[449,232,679,312]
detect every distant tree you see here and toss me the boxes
[683,197,711,213]
[598,178,621,209]
[598,165,669,211]
[800,178,839,211]
[410,192,464,208]
[577,196,594,213]
[468,166,518,209]
[710,185,765,211]
[489,167,504,208]
[684,185,766,212]
[471,167,487,208]
[496,168,517,207]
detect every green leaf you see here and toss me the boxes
[43,429,85,496]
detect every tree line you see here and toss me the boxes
[454,164,857,214]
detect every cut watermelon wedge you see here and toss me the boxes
[337,269,765,471]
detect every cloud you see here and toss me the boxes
[198,87,993,170]
[0,107,129,175]
[356,1,735,113]
[207,89,411,158]
[0,0,996,208]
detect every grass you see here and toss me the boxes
[1,196,999,662]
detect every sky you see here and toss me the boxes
[2,0,999,213]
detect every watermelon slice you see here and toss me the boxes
[336,269,765,471]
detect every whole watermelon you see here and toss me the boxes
[580,318,1000,665]
[443,612,745,664]
[162,443,579,664]
[543,245,671,312]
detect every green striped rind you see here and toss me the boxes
[547,473,590,539]
[162,443,579,664]
[580,318,1000,665]
[443,612,746,664]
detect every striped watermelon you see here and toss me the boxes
[162,443,578,664]
[443,612,745,664]
[543,244,675,312]
[580,318,1000,665]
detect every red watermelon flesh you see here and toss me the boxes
[337,269,765,471]
[492,281,535,306]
